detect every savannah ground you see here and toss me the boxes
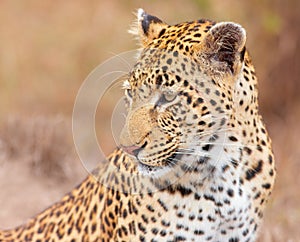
[0,1,299,241]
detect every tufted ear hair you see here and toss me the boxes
[197,22,247,75]
[129,9,168,47]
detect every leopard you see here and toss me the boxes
[0,9,275,242]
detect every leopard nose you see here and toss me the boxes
[121,145,141,156]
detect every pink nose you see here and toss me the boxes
[120,145,141,156]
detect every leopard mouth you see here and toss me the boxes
[121,140,183,175]
[137,149,183,174]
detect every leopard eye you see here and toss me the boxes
[156,92,177,107]
[163,92,177,102]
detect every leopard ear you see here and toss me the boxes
[129,9,168,47]
[197,22,246,75]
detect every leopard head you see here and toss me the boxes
[119,9,250,179]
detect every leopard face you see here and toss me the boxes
[120,9,247,179]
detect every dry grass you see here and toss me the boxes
[0,115,86,228]
[0,0,299,240]
[0,115,78,179]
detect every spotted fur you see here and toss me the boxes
[0,9,275,242]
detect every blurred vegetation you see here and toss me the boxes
[0,0,299,240]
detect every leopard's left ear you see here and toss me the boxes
[196,22,247,75]
[129,9,168,47]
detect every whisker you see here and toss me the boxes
[179,141,258,150]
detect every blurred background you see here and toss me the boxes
[0,0,299,241]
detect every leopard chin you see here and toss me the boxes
[136,150,183,176]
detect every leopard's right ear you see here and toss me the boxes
[129,9,168,47]
[195,22,246,76]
